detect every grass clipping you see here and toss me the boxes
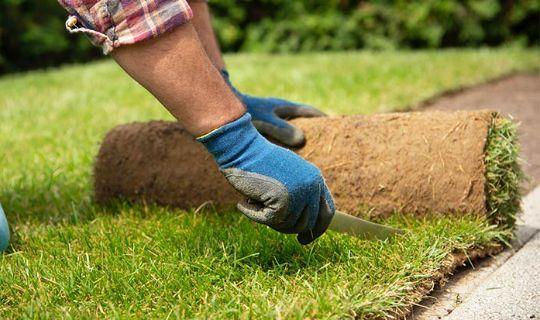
[485,115,523,228]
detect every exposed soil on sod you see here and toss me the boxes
[423,73,540,191]
[95,122,242,209]
[95,111,496,218]
[292,111,493,216]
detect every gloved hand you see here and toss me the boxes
[198,113,335,244]
[221,70,326,147]
[0,204,10,252]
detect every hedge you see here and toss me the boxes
[1,0,538,74]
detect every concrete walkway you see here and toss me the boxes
[413,186,540,319]
[448,234,540,319]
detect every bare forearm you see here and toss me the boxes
[188,0,226,70]
[112,23,243,136]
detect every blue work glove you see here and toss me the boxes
[0,204,10,252]
[198,113,335,245]
[221,69,326,147]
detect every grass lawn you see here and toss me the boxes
[0,48,538,318]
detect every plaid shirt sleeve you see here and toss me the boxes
[58,0,193,54]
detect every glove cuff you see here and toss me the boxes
[197,113,260,168]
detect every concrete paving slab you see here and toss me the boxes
[446,232,540,319]
[520,186,540,229]
[412,186,540,319]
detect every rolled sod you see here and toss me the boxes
[94,110,522,227]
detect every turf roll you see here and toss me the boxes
[94,110,522,226]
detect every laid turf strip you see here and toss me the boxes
[95,110,522,227]
[0,206,510,319]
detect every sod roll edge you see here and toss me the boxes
[94,110,522,227]
[485,116,523,227]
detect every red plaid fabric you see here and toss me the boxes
[58,0,193,54]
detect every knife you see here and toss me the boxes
[328,210,403,240]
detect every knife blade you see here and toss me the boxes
[328,210,403,240]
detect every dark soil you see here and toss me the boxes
[95,111,496,218]
[94,122,241,210]
[423,73,540,191]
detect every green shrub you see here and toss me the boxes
[1,0,539,74]
[229,0,540,52]
[0,0,100,74]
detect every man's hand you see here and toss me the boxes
[222,70,326,147]
[198,113,335,244]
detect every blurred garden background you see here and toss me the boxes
[1,0,539,74]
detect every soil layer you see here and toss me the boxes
[95,110,496,218]
[95,123,242,210]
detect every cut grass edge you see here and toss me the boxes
[394,242,505,319]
